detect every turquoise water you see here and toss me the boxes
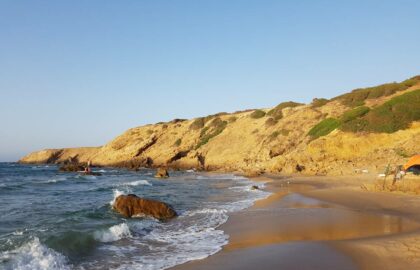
[0,163,269,270]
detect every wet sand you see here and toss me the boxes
[172,175,420,270]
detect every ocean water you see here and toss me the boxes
[0,163,270,270]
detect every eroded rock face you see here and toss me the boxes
[155,168,169,178]
[113,194,177,220]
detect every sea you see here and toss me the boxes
[0,162,270,270]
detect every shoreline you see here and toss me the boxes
[171,174,420,270]
[11,163,420,269]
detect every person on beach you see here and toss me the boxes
[84,161,92,174]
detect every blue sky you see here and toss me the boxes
[1,0,419,161]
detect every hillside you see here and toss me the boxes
[20,76,420,176]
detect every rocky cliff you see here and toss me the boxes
[20,76,420,176]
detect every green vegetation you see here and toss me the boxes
[195,118,228,149]
[250,110,266,119]
[308,118,341,139]
[267,101,303,120]
[340,89,420,133]
[339,106,370,123]
[189,112,230,130]
[333,76,420,107]
[265,117,278,127]
[311,98,329,108]
[174,138,182,147]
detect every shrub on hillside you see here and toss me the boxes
[250,110,266,119]
[341,89,420,133]
[174,138,182,147]
[268,131,280,141]
[339,106,370,123]
[189,118,205,130]
[311,98,329,108]
[333,76,420,107]
[308,118,341,139]
[195,119,228,149]
[267,101,303,120]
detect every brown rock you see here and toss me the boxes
[113,194,177,220]
[59,163,85,172]
[155,168,169,178]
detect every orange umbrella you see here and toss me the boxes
[403,155,420,171]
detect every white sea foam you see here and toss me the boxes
[94,223,132,243]
[12,230,24,236]
[107,174,271,270]
[43,177,67,184]
[115,208,229,270]
[123,180,152,186]
[0,237,70,270]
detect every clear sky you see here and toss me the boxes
[1,0,419,161]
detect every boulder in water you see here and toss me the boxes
[155,168,169,178]
[113,194,177,220]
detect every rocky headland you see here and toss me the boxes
[20,76,420,176]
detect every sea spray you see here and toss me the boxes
[109,189,126,207]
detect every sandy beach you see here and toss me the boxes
[172,175,420,270]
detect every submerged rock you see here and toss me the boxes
[155,168,169,178]
[251,185,260,190]
[113,194,177,220]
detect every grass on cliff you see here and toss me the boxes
[267,101,303,120]
[339,106,370,123]
[309,89,420,138]
[333,76,420,107]
[195,117,228,149]
[341,89,420,133]
[308,118,341,139]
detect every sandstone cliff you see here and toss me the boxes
[20,76,420,176]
